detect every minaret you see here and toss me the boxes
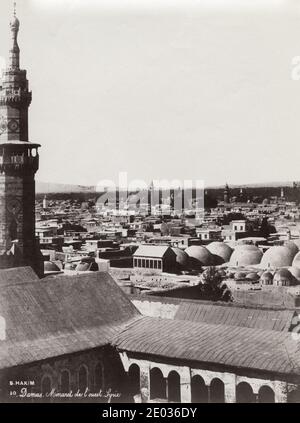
[43,195,47,210]
[0,6,43,277]
[224,183,230,204]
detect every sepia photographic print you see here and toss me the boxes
[0,0,300,412]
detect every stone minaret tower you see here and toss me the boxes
[0,7,43,277]
[224,183,230,204]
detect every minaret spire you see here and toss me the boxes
[9,1,20,70]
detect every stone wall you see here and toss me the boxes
[0,346,128,403]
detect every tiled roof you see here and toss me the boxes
[113,316,300,377]
[174,302,296,332]
[133,245,171,259]
[0,272,141,369]
[0,267,39,286]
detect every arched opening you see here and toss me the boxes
[128,364,140,396]
[150,367,166,400]
[167,371,181,403]
[94,363,104,392]
[60,370,70,393]
[210,378,225,403]
[191,375,208,403]
[258,386,275,403]
[41,376,52,402]
[236,382,255,403]
[78,365,88,393]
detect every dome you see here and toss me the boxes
[260,271,273,285]
[245,272,259,281]
[284,241,299,257]
[229,245,263,267]
[234,271,246,280]
[171,247,189,269]
[292,252,300,269]
[206,242,233,264]
[273,269,295,287]
[292,239,300,249]
[261,246,296,269]
[44,261,61,273]
[185,245,214,267]
[288,266,300,281]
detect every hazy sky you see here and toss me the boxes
[0,0,300,187]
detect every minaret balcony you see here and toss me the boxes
[0,154,39,174]
[0,90,32,106]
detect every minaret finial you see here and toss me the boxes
[13,1,16,17]
[8,2,20,70]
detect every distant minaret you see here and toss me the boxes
[43,195,47,209]
[224,183,230,204]
[147,181,153,216]
[0,5,43,277]
[281,187,284,199]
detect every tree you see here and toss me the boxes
[199,267,232,302]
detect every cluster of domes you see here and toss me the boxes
[180,240,300,275]
[183,242,234,269]
[260,269,296,287]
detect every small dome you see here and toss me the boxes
[44,261,61,272]
[260,271,273,285]
[284,241,299,257]
[246,272,259,281]
[171,247,189,268]
[206,242,233,263]
[185,245,214,267]
[273,268,295,287]
[234,271,246,280]
[261,246,296,269]
[229,245,263,267]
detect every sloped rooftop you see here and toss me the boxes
[133,245,171,258]
[0,266,39,286]
[0,272,141,369]
[113,316,300,377]
[174,302,296,332]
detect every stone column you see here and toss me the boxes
[274,381,288,403]
[180,367,191,403]
[140,365,150,403]
[224,374,236,403]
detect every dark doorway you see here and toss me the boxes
[150,368,166,400]
[191,375,208,403]
[168,371,181,402]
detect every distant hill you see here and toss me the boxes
[36,181,95,194]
